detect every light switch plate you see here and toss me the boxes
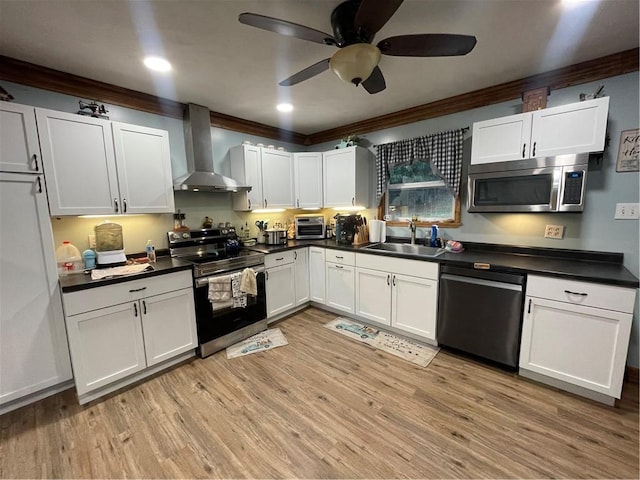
[614,203,640,219]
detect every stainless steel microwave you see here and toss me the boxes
[294,215,325,239]
[467,154,588,213]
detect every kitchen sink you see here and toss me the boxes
[363,243,445,258]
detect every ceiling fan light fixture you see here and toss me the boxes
[329,43,381,86]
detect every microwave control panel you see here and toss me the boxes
[562,171,584,205]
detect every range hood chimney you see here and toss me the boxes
[174,103,251,192]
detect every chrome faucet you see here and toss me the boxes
[409,216,418,245]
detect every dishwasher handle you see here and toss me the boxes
[440,273,523,292]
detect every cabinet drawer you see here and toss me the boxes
[325,249,355,265]
[63,270,192,316]
[355,253,439,280]
[265,250,295,268]
[526,275,636,313]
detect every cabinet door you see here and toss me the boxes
[355,267,391,325]
[391,274,438,341]
[231,145,263,210]
[112,122,175,214]
[65,302,146,396]
[519,296,632,398]
[261,149,294,208]
[530,97,609,157]
[0,101,40,173]
[294,152,323,208]
[470,113,533,164]
[294,248,310,306]
[0,173,72,405]
[36,108,120,215]
[325,262,355,314]
[140,288,197,367]
[309,246,326,304]
[266,263,296,318]
[323,148,356,207]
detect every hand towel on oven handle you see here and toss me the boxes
[208,275,233,311]
[239,267,257,296]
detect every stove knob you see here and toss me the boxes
[170,232,180,241]
[182,232,190,239]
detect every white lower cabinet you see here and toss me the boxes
[519,275,636,403]
[265,251,296,318]
[309,246,326,304]
[62,270,196,403]
[355,253,438,342]
[325,250,356,314]
[293,248,310,306]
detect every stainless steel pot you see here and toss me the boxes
[263,228,287,245]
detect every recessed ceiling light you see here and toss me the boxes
[277,103,293,113]
[143,56,172,72]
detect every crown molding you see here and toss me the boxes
[0,55,307,145]
[1,48,637,147]
[305,48,639,145]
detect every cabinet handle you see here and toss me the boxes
[522,143,526,158]
[123,198,127,213]
[264,198,268,208]
[142,300,147,315]
[527,298,532,314]
[114,198,119,213]
[275,257,284,261]
[248,198,251,210]
[294,251,297,260]
[36,176,42,194]
[352,197,355,206]
[336,265,344,269]
[129,287,147,293]
[564,289,588,297]
[265,271,269,280]
[134,303,138,317]
[33,154,39,171]
[532,142,537,157]
[392,275,396,286]
[297,199,300,208]
[387,274,390,286]
[335,255,344,259]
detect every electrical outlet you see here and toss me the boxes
[88,234,96,249]
[544,224,564,239]
[614,203,640,220]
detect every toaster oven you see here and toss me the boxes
[294,215,325,239]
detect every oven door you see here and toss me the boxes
[468,166,561,213]
[193,267,266,355]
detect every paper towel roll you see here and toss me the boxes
[369,220,386,243]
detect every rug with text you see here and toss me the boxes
[226,328,288,359]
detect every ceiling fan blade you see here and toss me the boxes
[239,13,336,46]
[361,66,386,94]
[378,34,477,57]
[279,58,331,86]
[354,0,403,37]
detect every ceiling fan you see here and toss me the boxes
[239,0,477,94]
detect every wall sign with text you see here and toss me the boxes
[616,128,639,172]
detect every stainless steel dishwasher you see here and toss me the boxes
[437,264,525,367]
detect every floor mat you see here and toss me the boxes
[226,328,288,359]
[324,317,439,367]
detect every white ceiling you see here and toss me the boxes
[1,0,638,135]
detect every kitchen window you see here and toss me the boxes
[384,161,460,226]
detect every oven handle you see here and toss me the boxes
[195,266,266,288]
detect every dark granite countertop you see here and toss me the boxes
[59,257,193,293]
[247,239,639,288]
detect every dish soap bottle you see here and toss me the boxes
[145,240,156,263]
[430,225,439,247]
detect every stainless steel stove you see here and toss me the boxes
[168,228,267,357]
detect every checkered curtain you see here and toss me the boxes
[375,128,465,198]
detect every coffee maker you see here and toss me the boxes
[334,214,359,245]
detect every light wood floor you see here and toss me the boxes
[1,307,638,478]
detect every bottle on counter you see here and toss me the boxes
[145,240,156,262]
[55,241,83,275]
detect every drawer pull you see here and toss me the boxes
[129,287,147,293]
[564,289,588,296]
[275,257,284,261]
[335,265,344,269]
[335,255,344,259]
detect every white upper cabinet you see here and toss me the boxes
[323,146,370,208]
[471,97,609,165]
[0,101,41,173]
[36,108,174,216]
[293,152,323,208]
[112,122,175,214]
[231,145,294,210]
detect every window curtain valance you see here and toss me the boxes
[375,128,465,198]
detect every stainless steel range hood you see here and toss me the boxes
[174,103,251,192]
